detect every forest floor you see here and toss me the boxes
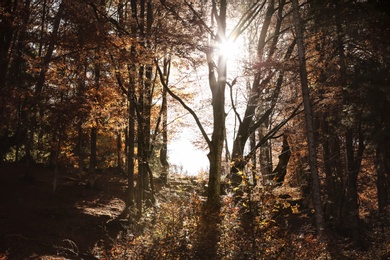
[0,163,128,259]
[1,163,389,259]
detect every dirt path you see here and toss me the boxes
[0,163,127,259]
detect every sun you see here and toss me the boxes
[218,38,239,58]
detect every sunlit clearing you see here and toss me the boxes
[169,138,208,176]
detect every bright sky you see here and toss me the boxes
[168,129,209,176]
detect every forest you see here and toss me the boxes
[0,0,389,259]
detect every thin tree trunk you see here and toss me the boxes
[250,130,257,186]
[0,0,15,91]
[144,1,154,203]
[160,58,170,184]
[137,73,144,214]
[272,134,291,185]
[127,96,135,206]
[292,0,325,238]
[259,119,272,183]
[117,131,122,169]
[78,122,84,174]
[89,126,97,188]
[53,124,63,193]
[376,143,388,214]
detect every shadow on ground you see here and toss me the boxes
[0,163,127,259]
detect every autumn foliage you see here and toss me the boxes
[1,0,389,259]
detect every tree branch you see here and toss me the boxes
[229,0,267,41]
[245,102,303,162]
[155,59,211,146]
[227,78,242,125]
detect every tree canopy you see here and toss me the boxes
[0,0,389,258]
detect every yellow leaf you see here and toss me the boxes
[291,205,300,214]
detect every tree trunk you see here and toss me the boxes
[125,0,137,208]
[136,68,145,216]
[376,142,389,214]
[206,0,227,207]
[272,134,291,185]
[230,0,275,162]
[53,125,63,193]
[333,0,364,245]
[89,126,97,188]
[292,0,325,238]
[207,128,224,207]
[0,0,15,91]
[207,67,226,207]
[250,130,257,186]
[35,1,64,95]
[321,116,344,226]
[259,120,272,184]
[127,94,135,206]
[117,131,122,169]
[78,122,85,174]
[342,128,364,245]
[230,9,294,183]
[159,58,170,184]
[134,0,155,214]
[23,1,64,180]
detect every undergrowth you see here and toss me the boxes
[96,183,331,259]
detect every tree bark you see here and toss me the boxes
[333,0,363,245]
[53,123,63,193]
[127,91,135,206]
[206,0,227,208]
[77,122,85,174]
[292,0,325,239]
[321,116,344,226]
[272,134,291,185]
[259,116,272,183]
[116,132,122,169]
[0,0,16,91]
[89,126,97,188]
[159,58,170,184]
[376,142,389,214]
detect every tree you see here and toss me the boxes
[158,0,267,206]
[291,0,325,238]
[159,58,170,184]
[228,0,299,188]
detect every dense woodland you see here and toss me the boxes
[1,0,390,259]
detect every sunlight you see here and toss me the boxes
[169,136,208,175]
[218,38,239,58]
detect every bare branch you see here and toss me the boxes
[245,102,303,162]
[227,77,242,125]
[155,59,211,146]
[229,0,267,41]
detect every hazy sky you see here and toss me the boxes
[168,129,209,175]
